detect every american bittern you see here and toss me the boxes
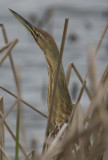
[9,9,73,134]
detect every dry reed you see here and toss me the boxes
[0,96,4,160]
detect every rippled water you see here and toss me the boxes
[0,0,108,157]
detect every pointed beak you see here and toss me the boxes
[9,9,34,35]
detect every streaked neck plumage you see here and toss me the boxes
[43,44,73,127]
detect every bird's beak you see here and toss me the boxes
[9,9,34,35]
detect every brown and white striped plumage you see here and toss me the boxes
[33,26,73,131]
[9,9,74,134]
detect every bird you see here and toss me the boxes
[9,9,74,135]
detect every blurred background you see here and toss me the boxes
[0,0,108,157]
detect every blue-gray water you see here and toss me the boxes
[0,0,108,157]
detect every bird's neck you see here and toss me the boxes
[45,50,66,112]
[43,47,73,129]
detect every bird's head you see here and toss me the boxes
[9,9,59,62]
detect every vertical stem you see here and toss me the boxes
[15,67,21,160]
[42,18,69,153]
[0,96,4,160]
[15,100,21,160]
[1,24,21,160]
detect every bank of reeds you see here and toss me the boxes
[0,20,108,160]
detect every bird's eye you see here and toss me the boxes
[36,32,40,37]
